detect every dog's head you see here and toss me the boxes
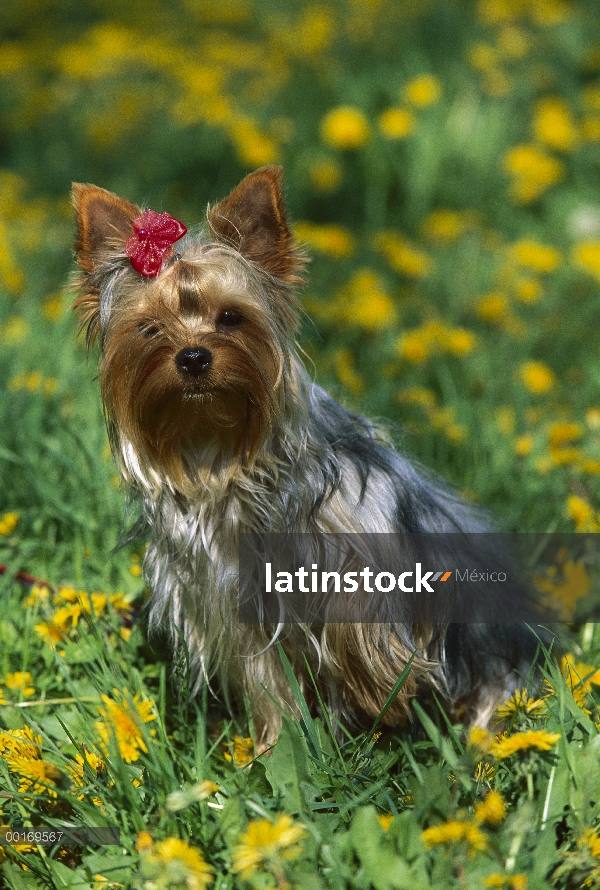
[72,167,307,494]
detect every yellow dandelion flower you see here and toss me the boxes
[52,603,82,630]
[6,756,63,797]
[469,728,494,752]
[1,317,29,343]
[4,672,35,698]
[25,371,43,391]
[396,320,473,364]
[378,107,415,140]
[533,97,578,152]
[468,43,498,72]
[519,361,555,394]
[477,0,520,26]
[334,268,397,332]
[484,875,505,888]
[485,875,528,890]
[536,559,591,617]
[0,726,42,760]
[0,512,19,536]
[514,434,533,456]
[309,158,342,192]
[566,494,594,528]
[474,790,506,826]
[446,423,468,443]
[403,74,442,107]
[508,239,561,272]
[109,592,134,617]
[24,584,51,608]
[515,276,543,303]
[143,837,214,890]
[422,819,487,854]
[420,209,475,244]
[550,446,581,467]
[548,422,583,448]
[476,291,510,324]
[397,386,437,409]
[42,294,64,322]
[495,407,515,435]
[352,291,397,330]
[396,330,429,364]
[446,328,477,356]
[57,586,79,603]
[294,222,354,258]
[579,828,600,858]
[573,241,600,282]
[321,106,371,150]
[497,25,529,59]
[561,654,600,693]
[503,144,564,202]
[334,349,364,396]
[377,813,394,831]
[474,761,495,783]
[34,621,64,647]
[68,749,107,787]
[232,814,306,880]
[136,831,153,853]
[374,231,432,277]
[95,690,156,763]
[496,688,546,721]
[578,457,600,475]
[224,735,254,766]
[586,407,600,429]
[566,495,600,532]
[295,7,335,55]
[528,0,571,26]
[490,729,560,759]
[229,117,279,167]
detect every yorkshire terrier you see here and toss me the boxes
[72,166,545,749]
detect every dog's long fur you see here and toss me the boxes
[72,166,543,747]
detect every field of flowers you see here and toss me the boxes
[3,0,600,887]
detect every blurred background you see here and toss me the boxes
[2,0,600,588]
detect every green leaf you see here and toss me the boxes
[45,860,92,889]
[371,654,416,734]
[350,807,415,890]
[276,643,322,760]
[81,853,133,883]
[412,701,465,783]
[568,733,600,823]
[219,795,246,847]
[264,717,319,813]
[408,765,452,822]
[61,642,99,665]
[2,861,47,890]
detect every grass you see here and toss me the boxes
[2,0,600,886]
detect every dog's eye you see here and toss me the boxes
[218,310,242,328]
[138,323,160,338]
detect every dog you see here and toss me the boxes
[72,166,546,749]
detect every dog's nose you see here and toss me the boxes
[175,347,212,377]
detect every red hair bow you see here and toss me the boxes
[125,209,187,277]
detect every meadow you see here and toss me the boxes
[2,0,600,886]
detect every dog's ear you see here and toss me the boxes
[72,184,140,273]
[72,184,140,347]
[207,166,306,284]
